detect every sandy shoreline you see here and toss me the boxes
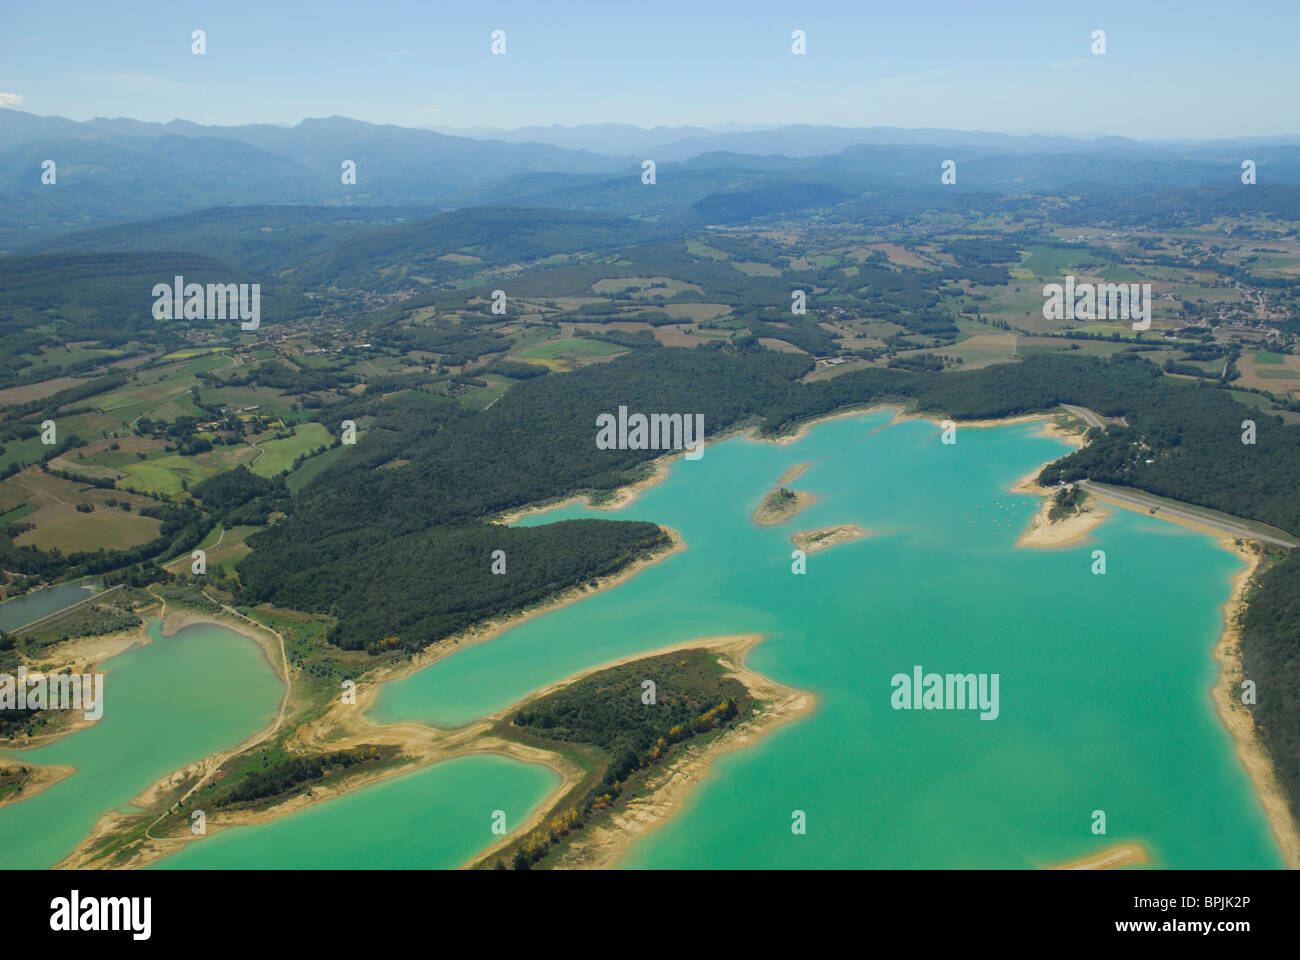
[752,489,816,526]
[55,529,685,869]
[492,455,677,524]
[1210,545,1300,868]
[1059,485,1300,866]
[777,461,812,485]
[1,620,154,752]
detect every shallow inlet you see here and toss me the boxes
[0,619,282,869]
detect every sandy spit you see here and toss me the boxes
[791,524,870,554]
[1049,842,1150,870]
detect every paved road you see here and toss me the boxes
[1059,403,1105,429]
[1078,480,1299,548]
[1055,403,1296,547]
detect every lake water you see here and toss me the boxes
[156,753,558,869]
[7,412,1282,869]
[0,581,100,632]
[374,411,1282,868]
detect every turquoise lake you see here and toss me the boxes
[374,411,1282,869]
[3,411,1282,869]
[156,753,558,869]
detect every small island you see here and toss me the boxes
[791,524,869,554]
[752,487,816,525]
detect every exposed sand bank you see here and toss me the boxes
[29,622,148,675]
[1049,842,1150,870]
[492,455,678,524]
[2,618,155,751]
[791,524,869,554]
[1069,487,1300,867]
[46,400,1300,871]
[1013,476,1110,549]
[777,462,812,485]
[755,404,906,445]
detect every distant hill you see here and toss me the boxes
[0,251,310,336]
[430,121,1300,161]
[21,204,443,272]
[0,111,628,245]
[291,206,664,288]
[3,111,1299,251]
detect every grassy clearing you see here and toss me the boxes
[118,445,257,496]
[285,444,346,494]
[250,423,333,478]
[516,338,626,361]
[457,375,513,411]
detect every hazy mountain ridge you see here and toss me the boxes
[4,110,1300,254]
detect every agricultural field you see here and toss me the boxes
[514,337,628,370]
[5,468,161,553]
[118,445,258,496]
[455,375,513,411]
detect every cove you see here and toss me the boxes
[155,753,558,869]
[0,619,282,869]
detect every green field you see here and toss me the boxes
[516,338,627,361]
[1018,245,1099,276]
[285,443,347,494]
[119,445,257,496]
[1254,351,1286,364]
[250,423,333,478]
[0,436,47,472]
[202,385,299,418]
[457,375,513,411]
[1226,389,1275,410]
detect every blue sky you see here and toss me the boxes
[1,0,1295,138]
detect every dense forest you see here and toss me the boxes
[1239,550,1300,819]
